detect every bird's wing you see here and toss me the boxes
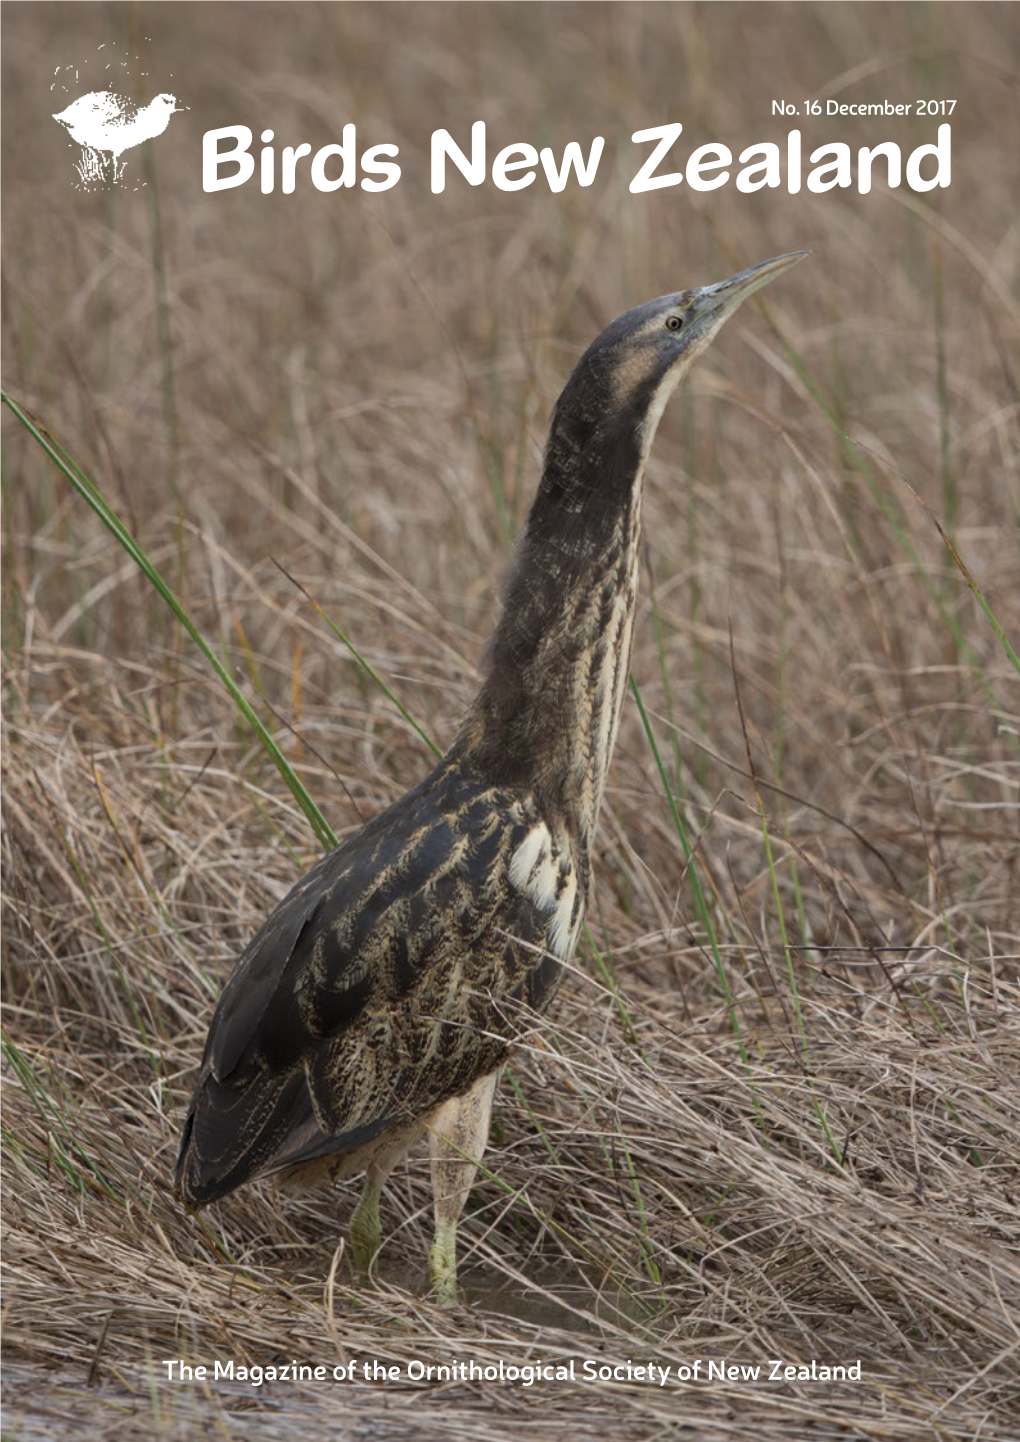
[75,92,132,123]
[97,107,139,134]
[175,764,562,1206]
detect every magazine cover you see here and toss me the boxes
[3,3,1017,1437]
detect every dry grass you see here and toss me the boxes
[3,3,1019,1437]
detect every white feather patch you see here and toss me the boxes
[509,823,581,960]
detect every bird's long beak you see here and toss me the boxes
[695,250,810,320]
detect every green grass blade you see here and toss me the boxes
[275,562,441,758]
[2,392,337,850]
[630,675,747,1065]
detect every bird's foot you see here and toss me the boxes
[428,1221,460,1307]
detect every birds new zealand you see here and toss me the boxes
[52,91,182,182]
[175,251,806,1304]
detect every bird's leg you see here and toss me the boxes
[427,1070,499,1307]
[349,1130,419,1278]
[349,1161,390,1277]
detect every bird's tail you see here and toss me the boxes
[174,1067,310,1208]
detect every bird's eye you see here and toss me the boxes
[665,314,684,331]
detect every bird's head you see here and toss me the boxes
[154,93,185,113]
[557,251,808,458]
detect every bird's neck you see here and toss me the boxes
[462,402,652,857]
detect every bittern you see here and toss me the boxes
[175,251,806,1304]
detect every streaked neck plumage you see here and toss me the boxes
[464,364,669,862]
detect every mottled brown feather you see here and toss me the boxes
[175,742,554,1206]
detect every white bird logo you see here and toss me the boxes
[53,90,184,187]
